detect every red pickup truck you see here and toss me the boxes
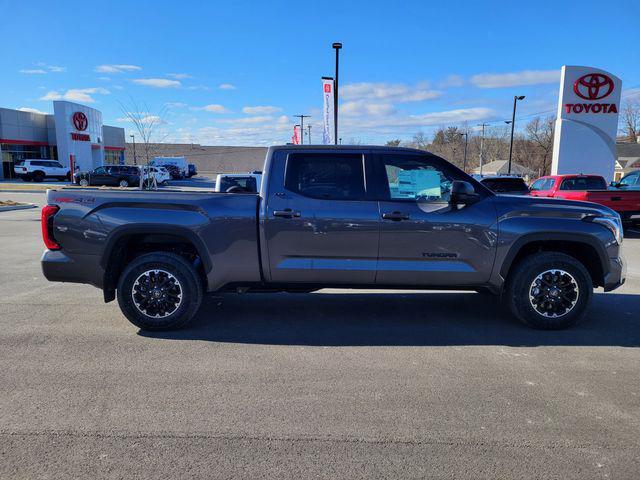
[530,174,640,224]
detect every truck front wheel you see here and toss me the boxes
[506,252,592,329]
[116,252,203,331]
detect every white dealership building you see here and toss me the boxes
[0,101,125,179]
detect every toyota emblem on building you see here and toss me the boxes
[573,73,614,100]
[72,111,88,131]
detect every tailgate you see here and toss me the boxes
[584,191,640,213]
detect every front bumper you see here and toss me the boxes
[603,254,626,292]
[41,249,105,289]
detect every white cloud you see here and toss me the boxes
[217,116,274,125]
[342,82,442,102]
[193,104,228,113]
[242,105,281,115]
[341,101,396,117]
[39,87,110,103]
[132,78,181,88]
[116,114,164,124]
[166,73,192,79]
[95,64,142,73]
[98,76,111,81]
[470,69,560,88]
[438,74,465,88]
[219,83,236,90]
[341,107,494,133]
[18,107,48,115]
[20,69,47,74]
[48,65,66,73]
[165,102,188,108]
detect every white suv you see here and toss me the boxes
[138,165,171,185]
[14,160,70,182]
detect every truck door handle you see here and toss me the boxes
[382,211,410,221]
[610,196,622,201]
[273,209,300,218]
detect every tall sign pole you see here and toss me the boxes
[332,43,342,145]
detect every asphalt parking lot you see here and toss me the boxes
[1,191,639,479]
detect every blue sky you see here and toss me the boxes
[2,0,639,145]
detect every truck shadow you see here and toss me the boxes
[139,291,640,347]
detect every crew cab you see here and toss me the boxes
[41,146,625,331]
[14,160,70,182]
[530,174,640,224]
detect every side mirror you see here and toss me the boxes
[450,180,479,205]
[610,181,619,188]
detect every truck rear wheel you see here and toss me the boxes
[506,252,592,330]
[117,252,203,331]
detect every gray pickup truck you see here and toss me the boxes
[41,145,626,331]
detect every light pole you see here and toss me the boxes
[307,124,312,145]
[458,132,468,172]
[293,115,310,145]
[129,134,137,165]
[477,123,488,176]
[507,95,525,175]
[332,42,342,145]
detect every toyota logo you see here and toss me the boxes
[72,111,88,131]
[573,73,614,100]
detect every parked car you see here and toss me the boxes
[13,160,70,182]
[477,175,530,195]
[74,165,140,187]
[151,157,188,177]
[163,164,185,180]
[530,174,640,225]
[41,146,625,332]
[187,164,198,177]
[612,170,640,191]
[138,165,171,185]
[214,173,262,192]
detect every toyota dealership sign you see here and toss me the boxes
[551,66,622,182]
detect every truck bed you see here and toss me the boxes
[44,188,263,291]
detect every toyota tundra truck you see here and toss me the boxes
[41,146,626,331]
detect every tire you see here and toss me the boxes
[117,252,203,331]
[506,252,592,330]
[118,179,129,187]
[32,171,45,182]
[21,176,32,182]
[79,178,89,187]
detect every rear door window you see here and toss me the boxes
[285,153,366,200]
[560,177,607,190]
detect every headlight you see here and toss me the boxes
[586,214,623,245]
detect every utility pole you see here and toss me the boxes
[506,95,525,175]
[477,123,489,176]
[332,42,342,145]
[458,132,469,172]
[129,134,137,165]
[307,124,312,145]
[293,115,310,145]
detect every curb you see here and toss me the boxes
[0,203,38,212]
[0,189,48,194]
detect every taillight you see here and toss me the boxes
[41,205,60,250]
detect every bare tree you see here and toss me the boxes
[525,116,555,176]
[118,98,168,167]
[385,139,402,147]
[621,99,640,142]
